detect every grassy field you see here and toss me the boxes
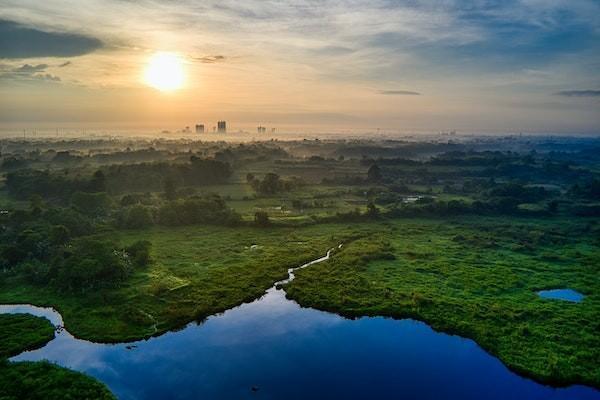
[285,217,600,387]
[0,314,55,358]
[0,314,115,400]
[0,223,376,342]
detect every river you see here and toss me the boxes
[1,247,599,400]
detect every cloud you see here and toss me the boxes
[554,90,600,97]
[193,55,226,63]
[34,73,61,81]
[0,63,61,82]
[0,19,103,59]
[14,63,48,73]
[379,90,421,95]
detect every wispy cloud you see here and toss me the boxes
[379,90,421,95]
[193,55,226,64]
[13,63,48,73]
[0,63,61,82]
[554,90,600,97]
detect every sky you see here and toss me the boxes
[0,0,599,135]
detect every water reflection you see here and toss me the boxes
[2,287,599,400]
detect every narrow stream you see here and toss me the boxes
[1,247,599,400]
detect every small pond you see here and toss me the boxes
[538,289,585,302]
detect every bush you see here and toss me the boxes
[71,192,112,217]
[126,240,152,268]
[254,211,270,227]
[55,238,128,291]
[251,173,305,196]
[367,164,382,182]
[49,225,70,246]
[157,196,240,226]
[21,259,52,285]
[125,205,154,229]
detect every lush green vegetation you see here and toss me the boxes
[0,135,598,390]
[0,224,370,341]
[0,313,115,400]
[285,217,600,387]
[0,314,55,358]
[0,361,115,400]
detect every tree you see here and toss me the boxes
[89,170,106,192]
[71,191,112,217]
[1,245,26,268]
[366,201,380,218]
[258,173,281,195]
[49,225,70,245]
[546,200,559,214]
[163,177,177,201]
[367,164,382,182]
[126,240,152,267]
[22,259,51,284]
[56,238,128,291]
[126,205,154,229]
[29,195,44,211]
[254,211,270,227]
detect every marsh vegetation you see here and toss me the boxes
[0,135,598,397]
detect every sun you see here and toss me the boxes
[144,52,185,92]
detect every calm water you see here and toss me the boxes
[538,289,585,302]
[1,252,599,400]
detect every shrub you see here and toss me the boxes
[126,240,152,268]
[125,205,154,229]
[254,211,270,227]
[71,192,112,217]
[55,238,128,291]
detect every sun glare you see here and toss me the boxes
[144,52,185,92]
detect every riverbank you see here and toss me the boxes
[0,224,372,342]
[285,218,600,388]
[0,314,115,400]
[2,254,598,400]
[0,217,598,389]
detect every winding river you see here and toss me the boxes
[1,247,599,400]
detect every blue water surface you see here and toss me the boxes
[2,285,599,400]
[538,289,585,302]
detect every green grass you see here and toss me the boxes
[0,313,115,400]
[285,217,600,387]
[0,361,115,400]
[0,223,376,342]
[0,314,55,358]
[1,213,598,388]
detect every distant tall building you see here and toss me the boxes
[195,124,204,134]
[217,121,227,133]
[257,126,266,134]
